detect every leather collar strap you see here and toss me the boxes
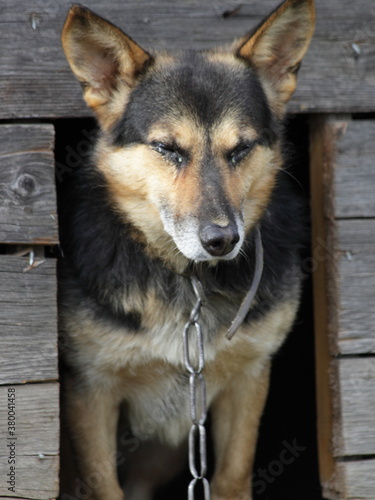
[226,225,264,340]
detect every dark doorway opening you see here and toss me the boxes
[55,114,324,499]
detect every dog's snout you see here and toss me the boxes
[199,222,240,257]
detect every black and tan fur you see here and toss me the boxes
[59,1,315,498]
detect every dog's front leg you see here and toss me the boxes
[210,359,271,500]
[63,376,124,500]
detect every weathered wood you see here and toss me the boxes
[0,383,59,499]
[336,219,375,355]
[0,124,58,244]
[333,358,375,457]
[309,115,338,496]
[328,360,375,498]
[339,459,375,500]
[310,117,375,356]
[310,116,375,500]
[0,0,374,118]
[334,121,375,218]
[0,256,58,384]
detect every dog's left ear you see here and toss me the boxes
[236,0,315,111]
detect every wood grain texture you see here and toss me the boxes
[336,219,375,354]
[310,116,375,499]
[334,121,375,218]
[0,256,58,384]
[0,0,375,118]
[310,117,375,356]
[340,459,375,500]
[333,358,375,457]
[0,383,59,499]
[0,124,58,244]
[309,115,337,493]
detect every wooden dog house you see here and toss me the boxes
[0,1,374,498]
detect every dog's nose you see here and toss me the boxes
[199,222,240,257]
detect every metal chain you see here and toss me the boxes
[182,228,263,498]
[183,275,211,500]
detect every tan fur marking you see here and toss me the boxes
[62,376,124,500]
[146,118,207,224]
[153,51,177,68]
[94,135,201,270]
[147,117,204,156]
[211,115,259,152]
[210,117,281,232]
[205,49,242,69]
[242,146,282,230]
[98,116,207,220]
[209,117,259,221]
[97,145,187,270]
[211,361,270,499]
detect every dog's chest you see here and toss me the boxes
[100,287,245,369]
[66,283,294,379]
[62,281,297,444]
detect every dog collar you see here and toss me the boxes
[188,225,264,340]
[226,226,264,339]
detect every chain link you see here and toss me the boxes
[183,275,211,500]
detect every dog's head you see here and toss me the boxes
[62,0,315,268]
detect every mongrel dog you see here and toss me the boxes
[59,1,315,498]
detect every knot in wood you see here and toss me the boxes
[13,173,36,198]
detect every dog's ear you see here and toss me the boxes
[62,5,152,127]
[236,0,315,111]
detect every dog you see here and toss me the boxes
[59,1,315,498]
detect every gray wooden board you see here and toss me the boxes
[340,459,375,500]
[334,121,375,218]
[0,256,58,384]
[333,358,375,458]
[0,383,59,499]
[0,124,58,244]
[336,219,375,355]
[0,0,375,118]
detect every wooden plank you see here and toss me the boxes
[336,219,375,354]
[311,116,375,500]
[0,256,58,384]
[310,115,343,497]
[0,383,59,499]
[334,121,375,218]
[0,124,58,244]
[333,358,375,457]
[339,459,375,500]
[0,0,374,118]
[309,117,375,356]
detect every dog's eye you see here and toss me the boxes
[152,142,186,167]
[228,142,257,167]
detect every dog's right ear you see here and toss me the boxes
[62,5,152,128]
